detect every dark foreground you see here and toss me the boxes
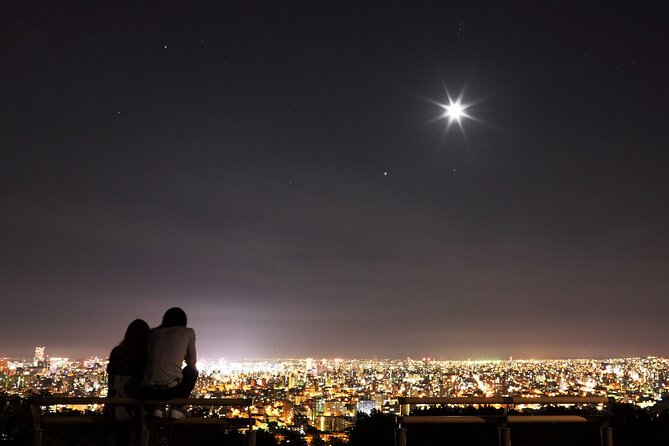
[2,393,669,445]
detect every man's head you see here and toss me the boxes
[161,307,187,327]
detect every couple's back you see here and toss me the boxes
[143,326,196,386]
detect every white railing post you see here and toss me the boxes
[600,426,613,446]
[499,425,511,446]
[245,429,256,446]
[395,427,407,446]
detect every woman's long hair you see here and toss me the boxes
[116,319,150,372]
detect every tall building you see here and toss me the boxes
[305,357,315,376]
[33,347,45,367]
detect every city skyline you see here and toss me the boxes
[2,2,667,360]
[6,347,669,364]
[4,348,667,443]
[4,353,668,410]
[5,343,669,365]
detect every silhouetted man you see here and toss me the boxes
[141,307,197,418]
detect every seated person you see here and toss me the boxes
[108,319,149,445]
[141,307,198,419]
[108,319,149,406]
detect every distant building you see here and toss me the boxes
[48,357,69,374]
[356,399,375,415]
[305,357,316,376]
[313,415,354,432]
[34,347,45,367]
[323,401,346,416]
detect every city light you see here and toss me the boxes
[3,351,669,442]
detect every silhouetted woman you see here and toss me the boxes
[107,319,149,445]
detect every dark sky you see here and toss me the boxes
[2,1,668,360]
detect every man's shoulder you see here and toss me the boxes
[151,326,195,336]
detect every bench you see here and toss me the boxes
[29,396,256,446]
[395,396,615,446]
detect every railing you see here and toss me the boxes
[30,396,255,446]
[396,396,615,446]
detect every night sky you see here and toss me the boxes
[2,1,668,360]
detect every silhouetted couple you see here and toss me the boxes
[107,307,198,425]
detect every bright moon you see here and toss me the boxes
[426,87,481,138]
[443,100,467,123]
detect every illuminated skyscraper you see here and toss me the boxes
[33,347,45,367]
[305,357,316,377]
